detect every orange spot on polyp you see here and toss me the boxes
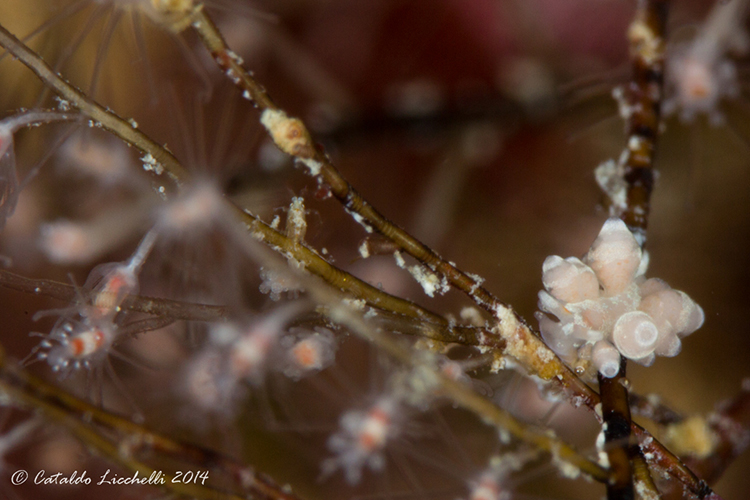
[688,83,710,99]
[292,340,319,368]
[70,338,85,356]
[369,407,389,423]
[357,406,390,451]
[358,432,378,451]
[472,478,500,500]
[108,275,125,291]
[70,329,105,357]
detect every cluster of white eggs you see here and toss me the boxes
[536,218,704,378]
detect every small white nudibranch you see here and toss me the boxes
[536,218,704,378]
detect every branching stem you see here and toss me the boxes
[600,362,635,500]
[0,352,302,500]
[186,6,719,498]
[0,7,726,499]
[0,23,473,345]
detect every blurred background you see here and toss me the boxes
[0,0,748,499]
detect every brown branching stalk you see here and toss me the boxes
[187,5,718,498]
[594,0,722,496]
[621,0,668,238]
[224,220,613,484]
[678,383,750,490]
[0,11,606,478]
[0,20,605,481]
[0,268,499,349]
[188,1,614,428]
[0,268,229,322]
[190,8,541,357]
[0,25,188,189]
[0,24,474,346]
[630,393,684,426]
[0,3,741,499]
[599,361,636,500]
[328,302,612,483]
[0,347,303,500]
[600,2,713,499]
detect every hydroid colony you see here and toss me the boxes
[0,1,748,500]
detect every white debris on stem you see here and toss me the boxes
[393,251,449,298]
[358,241,370,259]
[286,196,307,244]
[595,158,628,216]
[299,158,322,176]
[140,153,164,175]
[259,267,303,301]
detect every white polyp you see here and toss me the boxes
[684,302,705,337]
[541,255,599,303]
[182,349,235,413]
[585,218,642,295]
[576,322,603,343]
[578,303,607,331]
[259,267,303,301]
[36,316,117,378]
[638,288,684,336]
[537,290,565,318]
[636,249,650,278]
[58,130,131,183]
[39,221,91,264]
[470,471,512,500]
[654,330,682,357]
[597,287,640,329]
[665,41,739,125]
[662,0,750,124]
[323,396,400,484]
[676,291,705,336]
[157,181,225,232]
[281,327,337,380]
[592,340,621,378]
[230,331,273,382]
[672,53,721,115]
[537,218,705,373]
[632,352,656,367]
[612,311,659,360]
[639,277,670,297]
[290,337,326,368]
[81,230,157,319]
[542,255,564,274]
[358,401,394,451]
[209,323,239,346]
[536,312,577,358]
[45,344,72,373]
